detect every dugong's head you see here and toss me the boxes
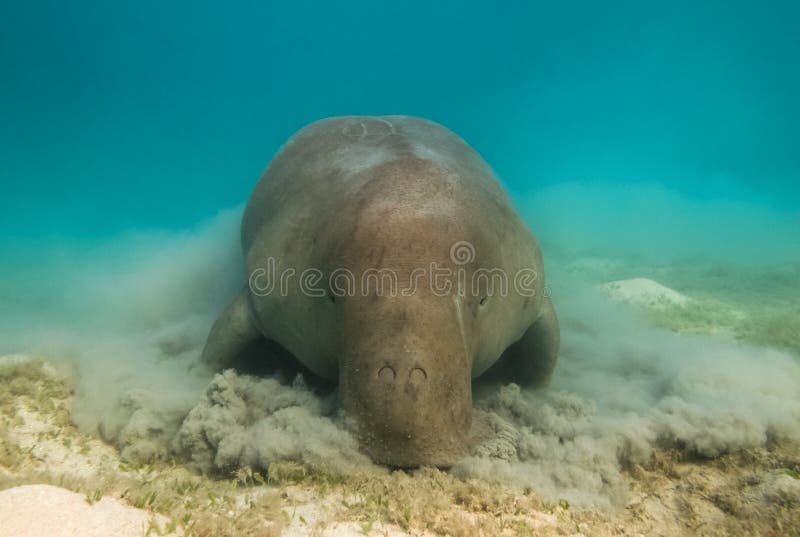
[331,212,489,467]
[338,285,474,467]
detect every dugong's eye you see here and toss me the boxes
[479,296,489,306]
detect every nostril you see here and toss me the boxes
[409,367,427,383]
[378,365,396,382]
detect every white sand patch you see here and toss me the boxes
[600,277,691,309]
[13,406,113,481]
[0,355,124,483]
[0,484,177,537]
[759,470,800,505]
[287,521,414,537]
[261,484,420,536]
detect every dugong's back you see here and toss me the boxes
[242,116,512,252]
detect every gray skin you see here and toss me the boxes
[201,116,559,467]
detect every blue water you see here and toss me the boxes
[2,0,799,241]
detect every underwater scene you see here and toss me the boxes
[1,1,799,536]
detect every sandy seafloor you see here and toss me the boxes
[1,226,799,536]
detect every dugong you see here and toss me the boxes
[202,116,559,467]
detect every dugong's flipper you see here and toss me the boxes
[201,289,262,370]
[483,299,560,387]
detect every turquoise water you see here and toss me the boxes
[2,1,798,240]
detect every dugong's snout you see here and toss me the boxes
[340,350,472,468]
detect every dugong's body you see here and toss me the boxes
[202,116,559,467]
